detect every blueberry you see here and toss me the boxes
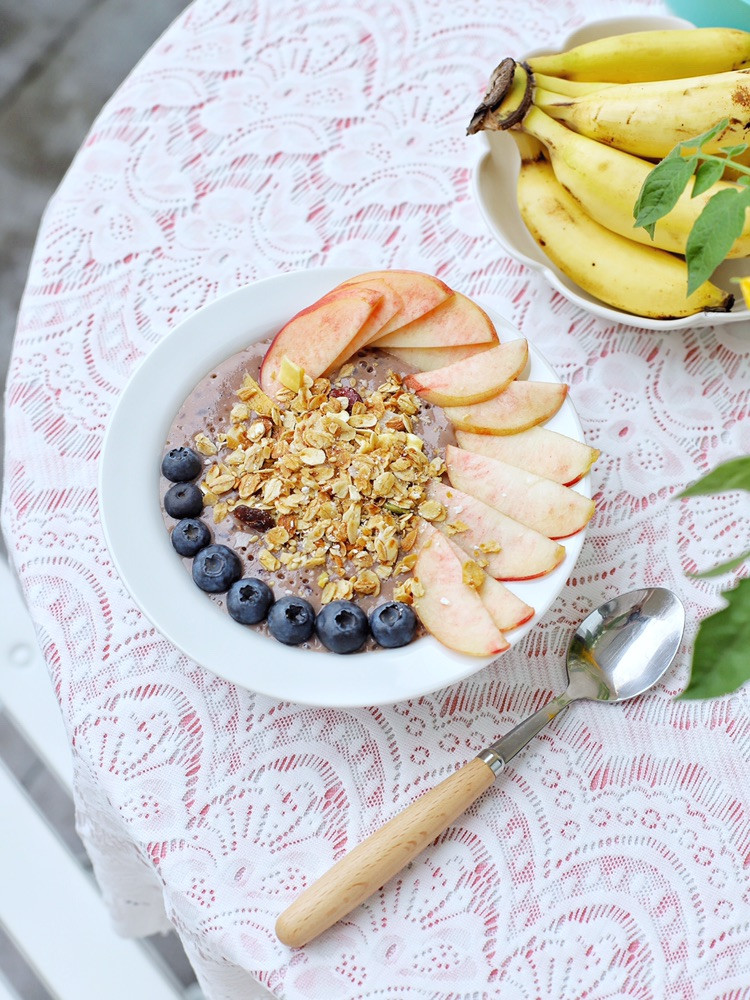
[164,482,204,519]
[171,518,211,557]
[161,446,202,482]
[192,544,242,593]
[316,600,369,654]
[227,578,274,625]
[267,595,315,646]
[369,601,417,648]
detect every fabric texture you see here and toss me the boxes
[3,0,750,996]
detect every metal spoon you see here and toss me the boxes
[276,587,685,948]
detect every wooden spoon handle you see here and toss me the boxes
[275,756,495,948]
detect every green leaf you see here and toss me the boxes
[679,578,750,699]
[677,117,730,153]
[691,159,726,197]
[633,155,697,237]
[688,548,750,579]
[678,456,750,497]
[720,143,748,157]
[685,188,750,295]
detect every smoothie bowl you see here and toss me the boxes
[101,268,597,707]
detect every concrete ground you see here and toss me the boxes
[0,1,203,995]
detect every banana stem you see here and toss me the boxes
[468,60,533,134]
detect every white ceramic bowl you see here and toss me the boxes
[471,16,750,331]
[99,268,593,707]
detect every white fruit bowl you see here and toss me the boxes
[471,15,750,331]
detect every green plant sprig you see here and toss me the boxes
[633,118,750,296]
[633,125,750,698]
[676,456,750,699]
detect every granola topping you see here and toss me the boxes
[196,363,446,604]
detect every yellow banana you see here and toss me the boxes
[518,105,750,258]
[469,62,610,133]
[527,28,750,83]
[513,146,733,320]
[534,70,750,159]
[530,71,613,97]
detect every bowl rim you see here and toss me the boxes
[98,266,593,707]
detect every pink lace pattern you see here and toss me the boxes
[3,0,750,997]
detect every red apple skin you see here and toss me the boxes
[404,339,529,407]
[379,343,495,372]
[445,445,595,540]
[373,292,499,349]
[443,380,568,435]
[455,427,600,486]
[259,286,382,396]
[327,278,404,370]
[339,270,452,338]
[412,523,509,657]
[444,537,534,631]
[426,480,565,580]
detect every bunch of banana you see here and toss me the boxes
[466,27,750,320]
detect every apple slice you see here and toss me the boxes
[444,380,567,435]
[259,286,382,396]
[327,278,404,371]
[445,445,595,539]
[455,427,600,486]
[339,269,452,338]
[404,339,529,406]
[480,575,534,633]
[444,538,534,631]
[373,292,498,349]
[380,343,495,372]
[412,523,509,657]
[426,480,565,580]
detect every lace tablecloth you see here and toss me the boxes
[3,0,750,996]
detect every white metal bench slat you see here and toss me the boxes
[0,758,184,1000]
[0,559,73,790]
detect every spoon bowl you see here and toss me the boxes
[566,587,685,703]
[276,587,686,948]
